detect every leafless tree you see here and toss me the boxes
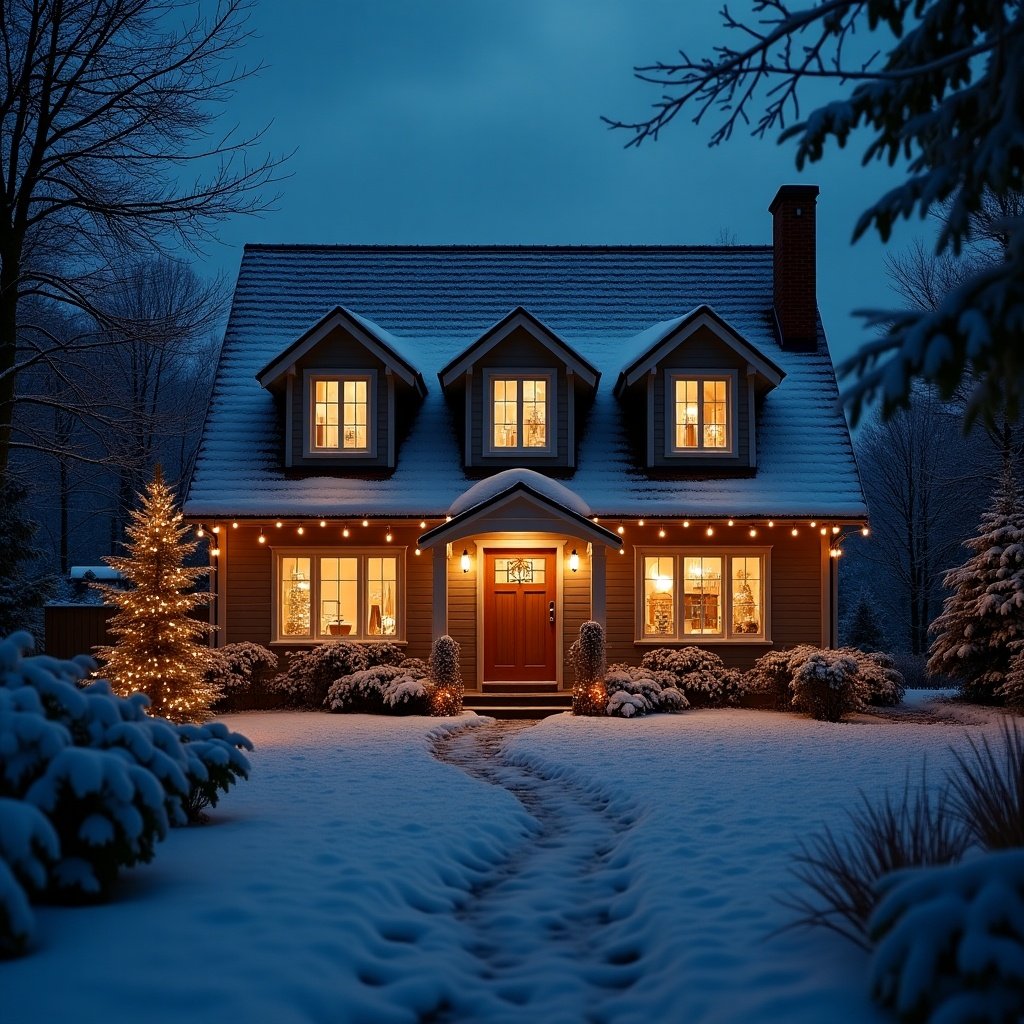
[0,0,282,472]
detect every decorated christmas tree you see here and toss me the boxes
[94,466,218,722]
[929,464,1024,701]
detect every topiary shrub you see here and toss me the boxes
[790,649,864,722]
[640,646,744,707]
[326,664,432,715]
[570,621,607,716]
[428,635,463,716]
[270,641,369,708]
[603,663,688,718]
[206,642,278,710]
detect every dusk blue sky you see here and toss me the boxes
[201,1,927,371]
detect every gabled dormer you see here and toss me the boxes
[256,306,426,470]
[437,307,599,470]
[614,305,784,471]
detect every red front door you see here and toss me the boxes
[483,549,557,682]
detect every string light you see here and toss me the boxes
[749,528,757,538]
[768,520,775,528]
[810,521,816,528]
[638,519,645,526]
[727,519,734,527]
[258,531,266,545]
[231,521,238,529]
[862,526,870,537]
[791,528,799,536]
[320,520,327,528]
[658,528,666,538]
[420,521,427,529]
[342,527,350,538]
[196,526,205,538]
[617,525,625,535]
[706,526,714,537]
[619,547,625,555]
[275,521,283,529]
[415,547,421,556]
[832,525,840,534]
[683,520,690,528]
[592,516,600,523]
[362,519,369,527]
[820,527,827,535]
[297,526,304,535]
[210,545,220,557]
[385,527,393,543]
[212,526,220,534]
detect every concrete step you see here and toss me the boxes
[464,690,572,719]
[463,703,571,720]
[482,681,560,694]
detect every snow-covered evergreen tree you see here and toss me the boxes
[94,466,218,722]
[845,594,886,653]
[0,475,50,637]
[928,466,1024,701]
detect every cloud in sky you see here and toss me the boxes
[204,0,929,369]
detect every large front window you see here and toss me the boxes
[312,376,370,452]
[639,549,768,640]
[490,376,550,451]
[276,550,401,641]
[672,376,730,452]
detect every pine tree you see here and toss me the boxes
[845,594,886,653]
[94,466,218,722]
[0,474,50,636]
[928,466,1024,702]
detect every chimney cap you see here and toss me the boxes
[769,184,820,214]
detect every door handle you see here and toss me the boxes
[549,601,555,624]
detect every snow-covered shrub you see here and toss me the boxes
[785,779,968,950]
[570,620,606,716]
[399,656,429,678]
[428,635,462,716]
[270,641,369,708]
[745,648,799,710]
[363,642,406,668]
[326,664,432,715]
[851,650,906,707]
[790,649,864,722]
[0,800,58,957]
[998,641,1024,707]
[175,721,253,823]
[640,646,744,707]
[205,642,278,705]
[603,664,688,718]
[869,850,1024,1023]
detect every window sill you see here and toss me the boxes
[633,638,772,646]
[270,639,408,647]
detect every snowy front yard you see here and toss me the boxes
[3,698,1003,1023]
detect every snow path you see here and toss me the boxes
[434,721,639,1023]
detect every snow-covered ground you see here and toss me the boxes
[2,697,1006,1023]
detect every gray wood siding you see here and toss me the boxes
[605,528,822,671]
[649,325,752,470]
[288,325,392,469]
[468,327,571,468]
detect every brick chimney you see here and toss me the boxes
[769,184,819,351]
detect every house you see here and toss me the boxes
[184,185,866,691]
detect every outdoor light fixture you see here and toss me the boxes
[210,546,220,557]
[461,549,470,573]
[212,526,220,534]
[415,547,421,556]
[569,549,579,573]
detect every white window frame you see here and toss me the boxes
[483,368,557,457]
[634,547,771,643]
[303,370,377,459]
[664,370,738,457]
[271,547,405,644]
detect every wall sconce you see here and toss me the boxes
[461,549,470,574]
[569,549,579,573]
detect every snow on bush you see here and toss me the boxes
[175,721,253,823]
[326,663,432,715]
[570,621,606,716]
[270,641,407,708]
[640,646,744,707]
[429,635,463,716]
[603,664,688,718]
[744,648,795,710]
[0,859,33,959]
[205,642,277,694]
[0,800,58,958]
[869,850,1024,1023]
[789,650,863,723]
[851,650,906,708]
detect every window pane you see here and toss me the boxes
[319,557,358,636]
[342,378,368,450]
[683,556,722,635]
[314,378,339,450]
[731,556,762,635]
[703,379,728,448]
[366,557,398,636]
[675,379,699,448]
[493,379,519,448]
[522,379,547,448]
[280,557,311,637]
[494,556,546,584]
[643,555,675,636]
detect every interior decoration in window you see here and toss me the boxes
[638,550,767,641]
[683,556,723,635]
[643,555,675,636]
[674,377,728,450]
[494,556,547,585]
[276,551,400,641]
[492,378,548,449]
[313,378,368,450]
[281,556,311,637]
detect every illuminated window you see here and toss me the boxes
[672,376,730,452]
[489,375,551,452]
[275,550,401,641]
[636,549,767,641]
[311,376,370,452]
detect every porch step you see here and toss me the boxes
[482,681,560,694]
[464,690,572,720]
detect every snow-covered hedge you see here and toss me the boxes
[325,661,433,715]
[639,647,745,707]
[270,641,405,708]
[603,664,688,718]
[869,851,1024,1022]
[206,642,278,708]
[0,632,252,956]
[570,621,606,716]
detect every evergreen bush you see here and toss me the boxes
[326,663,432,715]
[570,620,606,716]
[789,650,863,722]
[603,663,688,718]
[270,641,369,708]
[640,646,744,707]
[206,642,278,709]
[429,635,463,716]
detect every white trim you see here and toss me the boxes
[664,370,739,459]
[302,370,378,459]
[483,368,558,458]
[634,546,772,643]
[271,546,406,643]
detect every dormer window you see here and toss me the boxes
[486,371,555,456]
[669,373,735,455]
[306,372,375,457]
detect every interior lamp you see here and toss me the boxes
[569,549,579,573]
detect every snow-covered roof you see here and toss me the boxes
[186,245,866,519]
[448,469,592,518]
